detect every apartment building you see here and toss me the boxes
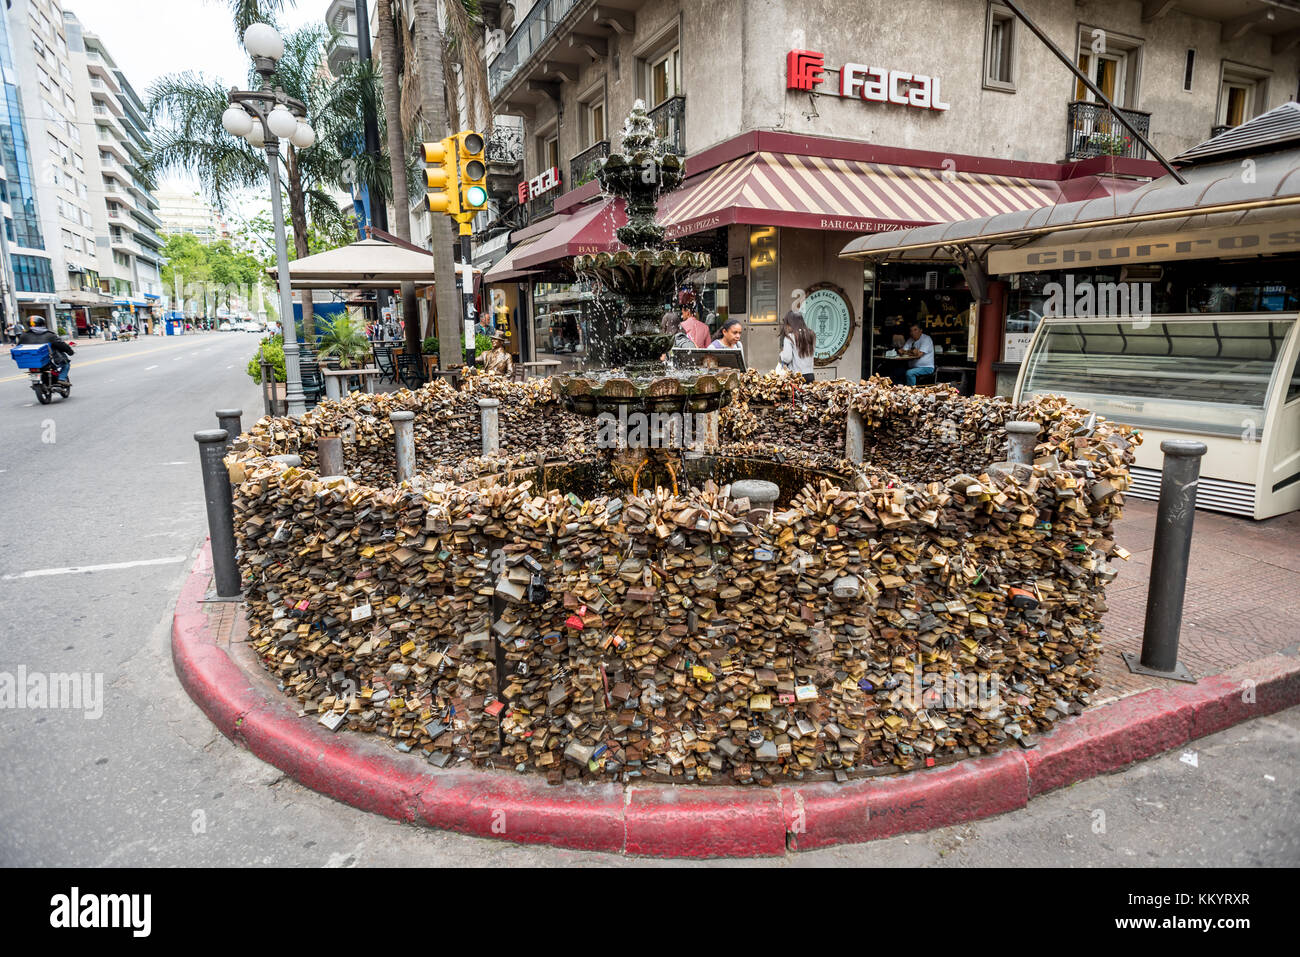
[0,4,54,328]
[480,0,1300,384]
[69,15,166,327]
[156,188,230,244]
[3,0,99,329]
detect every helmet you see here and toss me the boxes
[30,316,46,328]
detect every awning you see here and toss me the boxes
[268,237,436,288]
[514,200,628,269]
[838,143,1300,268]
[483,236,544,283]
[659,151,1065,239]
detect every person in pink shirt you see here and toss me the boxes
[678,303,711,349]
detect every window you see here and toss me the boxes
[1183,49,1195,92]
[61,228,73,248]
[73,152,83,172]
[1218,64,1269,128]
[37,67,52,91]
[542,135,558,172]
[1074,27,1142,109]
[649,46,680,106]
[48,132,61,156]
[984,4,1016,91]
[588,100,606,147]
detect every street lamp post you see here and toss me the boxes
[222,23,316,417]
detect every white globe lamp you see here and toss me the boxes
[221,105,253,137]
[267,103,299,140]
[243,22,284,61]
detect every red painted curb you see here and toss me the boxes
[171,544,1300,857]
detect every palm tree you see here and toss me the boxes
[376,0,419,354]
[146,25,390,341]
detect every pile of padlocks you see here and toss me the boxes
[225,374,1138,785]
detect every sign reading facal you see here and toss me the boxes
[787,49,949,111]
[518,166,561,203]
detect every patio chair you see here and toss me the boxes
[298,356,325,405]
[372,344,396,382]
[396,353,424,390]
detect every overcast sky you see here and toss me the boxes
[67,0,337,214]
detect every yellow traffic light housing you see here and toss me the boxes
[455,130,488,224]
[424,137,459,216]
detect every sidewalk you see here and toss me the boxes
[172,498,1300,857]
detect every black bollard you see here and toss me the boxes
[216,409,242,450]
[195,429,242,598]
[1124,439,1205,683]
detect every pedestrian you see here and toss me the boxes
[678,301,711,348]
[776,309,817,383]
[901,320,936,386]
[709,318,745,364]
[109,321,118,341]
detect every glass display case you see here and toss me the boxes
[1016,314,1300,519]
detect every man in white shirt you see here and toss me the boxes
[902,322,935,386]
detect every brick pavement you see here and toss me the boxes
[1096,498,1300,700]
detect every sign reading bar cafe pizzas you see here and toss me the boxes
[787,49,949,111]
[802,284,855,365]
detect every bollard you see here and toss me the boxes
[317,435,344,477]
[478,398,500,456]
[1005,421,1039,464]
[1125,440,1206,683]
[845,409,866,464]
[391,410,415,482]
[194,429,241,598]
[260,360,273,416]
[216,409,242,450]
[323,373,342,401]
[730,479,780,523]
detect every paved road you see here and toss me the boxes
[1,338,1296,867]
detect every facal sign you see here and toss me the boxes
[518,166,561,203]
[787,49,949,111]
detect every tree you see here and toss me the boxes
[412,0,469,370]
[146,23,389,342]
[159,232,271,318]
[376,0,419,353]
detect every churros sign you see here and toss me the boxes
[787,49,950,111]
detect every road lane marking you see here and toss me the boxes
[0,339,237,383]
[145,364,158,370]
[2,556,187,579]
[158,461,191,466]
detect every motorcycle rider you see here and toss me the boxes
[19,316,74,382]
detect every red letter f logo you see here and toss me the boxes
[787,50,825,91]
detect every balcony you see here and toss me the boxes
[648,95,686,156]
[488,0,585,100]
[1065,101,1150,161]
[569,140,608,188]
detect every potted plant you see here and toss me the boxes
[316,314,371,370]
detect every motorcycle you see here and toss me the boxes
[10,342,73,404]
[28,362,72,404]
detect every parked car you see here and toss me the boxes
[219,321,233,331]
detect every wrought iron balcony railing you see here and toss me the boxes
[569,140,609,188]
[1066,101,1151,161]
[648,95,686,156]
[487,0,584,99]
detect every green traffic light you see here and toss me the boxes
[465,185,488,207]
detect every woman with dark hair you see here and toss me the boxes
[777,310,816,382]
[709,317,743,351]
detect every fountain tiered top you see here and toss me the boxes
[555,101,732,418]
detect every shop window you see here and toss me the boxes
[984,4,1016,92]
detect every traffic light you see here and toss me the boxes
[424,137,459,216]
[455,131,488,222]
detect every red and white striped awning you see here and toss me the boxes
[660,151,1065,239]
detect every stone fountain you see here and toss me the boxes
[552,101,739,493]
